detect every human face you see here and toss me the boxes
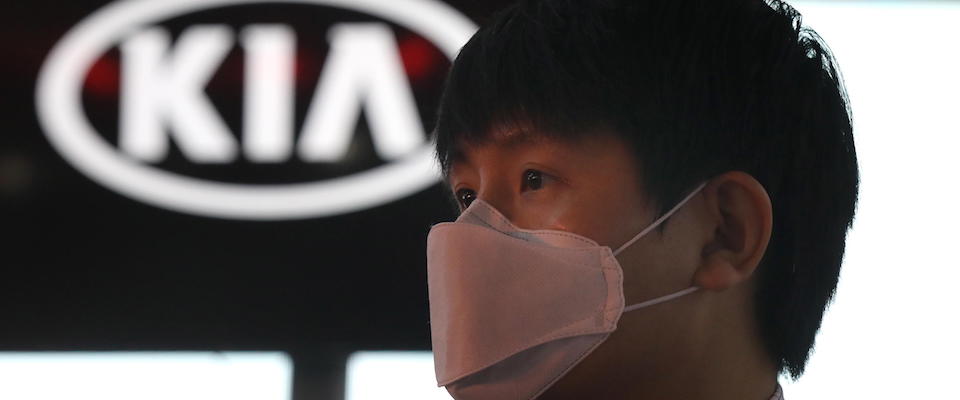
[445,126,710,378]
[443,127,775,399]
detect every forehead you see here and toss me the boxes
[447,128,545,167]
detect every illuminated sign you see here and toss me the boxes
[345,351,451,400]
[36,0,476,220]
[0,352,292,400]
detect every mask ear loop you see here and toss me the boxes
[623,287,700,312]
[612,182,708,257]
[614,182,708,312]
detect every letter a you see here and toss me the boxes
[299,23,426,162]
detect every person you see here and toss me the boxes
[424,0,859,399]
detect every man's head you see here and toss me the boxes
[432,0,858,389]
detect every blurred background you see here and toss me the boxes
[0,0,958,399]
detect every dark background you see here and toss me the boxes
[0,1,512,398]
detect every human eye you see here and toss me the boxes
[520,169,548,192]
[455,187,477,209]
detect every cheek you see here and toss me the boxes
[506,190,595,236]
[558,142,653,247]
[556,180,653,249]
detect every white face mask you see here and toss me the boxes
[426,182,707,400]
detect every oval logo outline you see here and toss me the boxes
[36,0,476,220]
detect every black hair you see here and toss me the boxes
[432,0,859,378]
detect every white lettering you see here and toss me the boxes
[120,26,237,163]
[299,23,426,162]
[240,25,296,163]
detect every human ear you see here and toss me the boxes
[692,171,773,291]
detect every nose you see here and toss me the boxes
[477,181,518,224]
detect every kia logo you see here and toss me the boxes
[36,0,476,220]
